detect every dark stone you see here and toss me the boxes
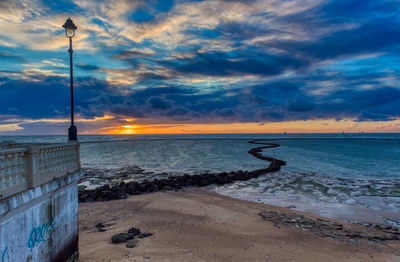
[128,227,141,236]
[96,223,105,228]
[110,185,120,192]
[117,193,127,199]
[126,240,136,248]
[100,190,112,199]
[199,179,209,187]
[214,174,224,184]
[111,233,135,243]
[138,184,148,193]
[85,197,95,202]
[102,184,110,191]
[138,233,153,238]
[185,178,193,186]
[89,190,100,199]
[111,191,120,199]
[78,192,88,201]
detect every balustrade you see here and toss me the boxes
[38,144,79,176]
[0,143,80,198]
[0,149,27,192]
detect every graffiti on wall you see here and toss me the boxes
[1,246,8,262]
[27,219,56,251]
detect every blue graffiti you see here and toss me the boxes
[27,219,56,250]
[1,246,7,262]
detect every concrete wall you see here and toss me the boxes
[0,170,84,262]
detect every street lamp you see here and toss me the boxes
[63,17,78,141]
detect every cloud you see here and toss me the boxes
[0,51,26,62]
[285,96,316,112]
[1,0,400,134]
[75,63,99,71]
[112,49,156,59]
[147,97,171,110]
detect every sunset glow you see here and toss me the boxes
[104,118,400,135]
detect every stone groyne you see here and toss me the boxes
[78,140,286,202]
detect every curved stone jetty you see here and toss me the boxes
[78,140,286,202]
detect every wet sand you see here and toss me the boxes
[78,188,400,262]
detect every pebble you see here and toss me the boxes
[126,240,136,248]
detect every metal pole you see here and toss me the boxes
[69,37,74,126]
[68,37,77,141]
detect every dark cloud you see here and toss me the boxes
[1,70,399,126]
[112,50,155,60]
[76,63,99,71]
[285,96,316,112]
[147,97,171,110]
[160,51,309,77]
[0,51,26,62]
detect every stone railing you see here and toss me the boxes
[0,142,80,199]
[0,148,28,199]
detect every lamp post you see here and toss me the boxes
[63,17,78,141]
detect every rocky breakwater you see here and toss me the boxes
[259,210,400,243]
[79,140,286,202]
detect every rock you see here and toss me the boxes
[85,197,95,202]
[138,233,153,238]
[126,240,136,248]
[214,174,225,184]
[78,191,88,202]
[146,186,155,193]
[128,227,141,236]
[117,193,127,199]
[111,233,134,243]
[101,190,112,199]
[95,222,105,228]
[185,178,194,186]
[92,227,106,232]
[101,184,111,191]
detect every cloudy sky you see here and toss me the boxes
[1,0,400,135]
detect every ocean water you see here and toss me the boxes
[2,133,400,227]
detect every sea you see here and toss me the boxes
[2,133,400,228]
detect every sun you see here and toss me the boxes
[120,125,136,134]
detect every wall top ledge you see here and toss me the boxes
[0,169,84,218]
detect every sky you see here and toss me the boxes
[0,0,400,135]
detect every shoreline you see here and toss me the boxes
[79,188,400,262]
[78,138,400,231]
[78,139,400,230]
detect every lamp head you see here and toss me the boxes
[63,17,77,38]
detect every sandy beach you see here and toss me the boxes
[78,188,400,262]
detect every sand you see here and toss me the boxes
[78,188,400,262]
